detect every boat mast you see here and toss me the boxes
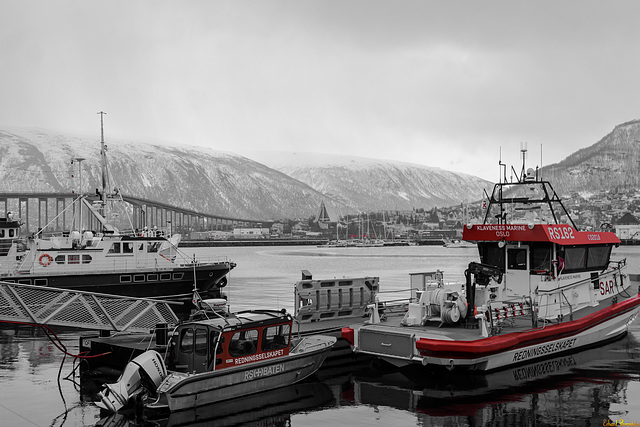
[97,111,110,221]
[72,157,85,232]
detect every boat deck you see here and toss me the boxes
[358,290,634,341]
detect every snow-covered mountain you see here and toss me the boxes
[0,127,492,220]
[541,119,640,194]
[241,151,492,212]
[0,128,329,220]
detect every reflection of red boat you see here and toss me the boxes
[96,307,335,414]
[343,157,640,372]
[343,335,639,421]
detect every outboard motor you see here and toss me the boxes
[96,350,167,413]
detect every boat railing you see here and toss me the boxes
[534,258,628,323]
[9,252,234,276]
[0,280,180,332]
[121,227,173,238]
[536,258,628,296]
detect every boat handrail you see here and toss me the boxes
[558,290,574,321]
[536,258,627,295]
[377,288,415,295]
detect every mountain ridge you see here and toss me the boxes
[0,127,493,220]
[541,119,640,194]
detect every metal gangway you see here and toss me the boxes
[0,281,179,333]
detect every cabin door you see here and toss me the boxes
[192,327,209,373]
[177,326,210,373]
[505,245,530,297]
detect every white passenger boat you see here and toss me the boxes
[0,119,235,307]
[343,162,640,372]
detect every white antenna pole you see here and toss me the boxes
[499,146,502,184]
[540,143,543,180]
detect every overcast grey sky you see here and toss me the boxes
[1,0,639,180]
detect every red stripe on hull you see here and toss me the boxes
[416,294,640,359]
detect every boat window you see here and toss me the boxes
[194,328,208,356]
[587,245,612,270]
[0,230,4,237]
[34,279,47,286]
[68,255,80,264]
[559,245,610,273]
[138,243,144,251]
[9,229,14,237]
[228,329,258,357]
[173,273,184,280]
[55,255,65,264]
[507,248,527,270]
[82,255,92,264]
[147,242,160,253]
[478,243,505,271]
[120,275,132,283]
[160,273,171,281]
[530,244,552,272]
[563,247,587,272]
[108,243,121,254]
[147,274,158,281]
[261,324,290,351]
[179,328,194,354]
[18,279,30,285]
[134,274,145,282]
[123,242,134,254]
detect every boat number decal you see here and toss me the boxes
[234,348,285,365]
[244,363,285,381]
[512,338,577,362]
[547,226,575,240]
[600,280,615,295]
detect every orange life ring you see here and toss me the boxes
[39,253,53,266]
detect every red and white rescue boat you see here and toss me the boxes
[96,303,336,414]
[343,165,640,372]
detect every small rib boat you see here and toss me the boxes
[342,160,640,372]
[96,302,336,414]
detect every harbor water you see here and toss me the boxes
[1,245,639,426]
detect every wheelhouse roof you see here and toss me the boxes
[181,310,292,332]
[463,223,620,245]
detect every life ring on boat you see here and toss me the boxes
[39,253,53,266]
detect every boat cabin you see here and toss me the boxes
[461,171,623,320]
[472,228,618,278]
[0,217,21,256]
[168,310,292,374]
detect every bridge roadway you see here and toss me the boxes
[0,192,265,234]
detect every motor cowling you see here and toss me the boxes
[96,350,167,413]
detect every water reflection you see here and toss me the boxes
[92,380,334,427]
[343,334,640,426]
[0,326,60,369]
[86,332,640,427]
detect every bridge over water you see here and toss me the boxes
[0,192,266,234]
